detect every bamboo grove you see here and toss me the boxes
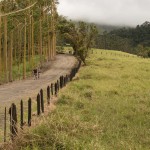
[0,0,58,83]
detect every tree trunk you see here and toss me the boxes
[4,16,8,82]
[31,10,34,68]
[28,10,31,62]
[23,18,27,79]
[0,16,2,79]
[39,18,42,62]
[9,31,13,82]
[18,28,22,80]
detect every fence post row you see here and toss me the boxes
[28,98,32,126]
[20,100,23,129]
[47,86,50,105]
[5,59,81,142]
[40,89,44,113]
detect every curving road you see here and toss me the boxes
[0,54,77,106]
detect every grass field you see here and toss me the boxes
[8,49,150,150]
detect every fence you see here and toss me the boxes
[1,59,81,143]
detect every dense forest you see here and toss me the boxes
[96,21,150,57]
[0,0,99,84]
[0,0,58,84]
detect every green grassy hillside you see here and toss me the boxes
[10,49,150,150]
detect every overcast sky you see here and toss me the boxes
[57,0,150,26]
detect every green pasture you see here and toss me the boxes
[4,49,150,150]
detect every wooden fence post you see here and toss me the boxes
[47,86,50,105]
[65,76,66,85]
[40,89,44,113]
[55,82,57,96]
[28,98,32,126]
[57,80,59,91]
[37,93,41,115]
[20,100,23,129]
[60,76,62,89]
[64,76,66,86]
[51,83,53,96]
[59,77,60,88]
[65,75,67,85]
[79,60,81,69]
[70,70,73,81]
[61,76,64,88]
[9,103,17,140]
[4,107,6,142]
[66,75,68,84]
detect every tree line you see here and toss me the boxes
[96,21,150,57]
[0,0,58,84]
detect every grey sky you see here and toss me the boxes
[57,0,150,26]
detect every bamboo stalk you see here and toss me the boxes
[18,27,22,80]
[9,31,13,82]
[31,10,34,68]
[23,18,27,79]
[39,16,42,62]
[28,10,31,62]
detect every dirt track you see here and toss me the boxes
[0,54,77,106]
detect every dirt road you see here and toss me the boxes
[0,54,77,106]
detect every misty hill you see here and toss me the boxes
[96,21,150,57]
[95,24,124,33]
[71,19,123,33]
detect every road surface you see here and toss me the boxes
[0,54,77,106]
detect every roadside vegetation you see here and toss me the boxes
[0,0,58,84]
[7,49,150,150]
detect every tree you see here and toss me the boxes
[58,17,98,64]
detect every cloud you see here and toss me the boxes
[57,0,150,26]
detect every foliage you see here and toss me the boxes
[0,0,58,83]
[57,17,98,64]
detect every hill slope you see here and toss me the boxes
[8,49,150,150]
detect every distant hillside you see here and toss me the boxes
[71,19,123,33]
[95,24,130,33]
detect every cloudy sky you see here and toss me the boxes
[58,0,150,26]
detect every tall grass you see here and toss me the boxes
[6,49,150,150]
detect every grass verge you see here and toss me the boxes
[4,49,150,150]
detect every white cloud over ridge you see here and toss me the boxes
[58,0,150,26]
